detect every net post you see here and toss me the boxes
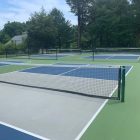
[121,66,126,102]
[56,47,58,60]
[118,66,122,100]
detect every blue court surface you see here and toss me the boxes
[31,54,68,58]
[85,55,140,60]
[22,66,75,75]
[54,63,88,66]
[0,124,45,140]
[89,55,111,59]
[0,61,23,63]
[0,63,9,67]
[21,65,131,81]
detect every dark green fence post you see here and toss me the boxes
[92,48,94,61]
[56,47,58,60]
[121,66,126,102]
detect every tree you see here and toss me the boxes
[0,21,26,44]
[0,31,10,44]
[3,21,26,38]
[49,8,73,49]
[66,0,91,50]
[0,43,5,55]
[27,8,57,53]
[87,0,134,48]
[131,0,140,47]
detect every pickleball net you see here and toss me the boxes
[0,65,126,102]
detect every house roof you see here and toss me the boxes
[5,32,27,46]
[11,34,27,41]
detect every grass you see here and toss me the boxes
[0,55,140,140]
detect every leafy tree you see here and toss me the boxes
[87,0,134,48]
[0,21,26,44]
[0,43,5,55]
[3,21,26,38]
[69,25,78,48]
[27,8,57,53]
[66,0,91,49]
[0,32,10,44]
[49,8,73,49]
[131,0,140,47]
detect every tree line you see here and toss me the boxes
[0,0,140,54]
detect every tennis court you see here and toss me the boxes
[4,49,76,60]
[0,61,24,64]
[0,63,9,67]
[31,54,69,59]
[1,60,24,63]
[85,54,140,60]
[0,64,133,140]
[3,53,72,60]
[20,65,130,80]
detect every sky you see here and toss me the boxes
[0,0,77,30]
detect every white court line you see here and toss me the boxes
[0,64,54,75]
[22,64,89,76]
[137,56,140,61]
[18,66,42,73]
[58,66,82,76]
[106,55,140,61]
[0,66,39,75]
[75,65,133,140]
[126,66,133,76]
[57,63,101,76]
[53,63,88,66]
[105,55,115,60]
[0,60,54,67]
[0,61,24,65]
[0,64,10,68]
[19,65,82,76]
[58,63,111,76]
[0,121,50,140]
[50,64,85,68]
[87,64,121,68]
[74,87,117,140]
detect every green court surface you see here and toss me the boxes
[0,57,140,140]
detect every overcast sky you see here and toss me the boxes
[0,0,77,30]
